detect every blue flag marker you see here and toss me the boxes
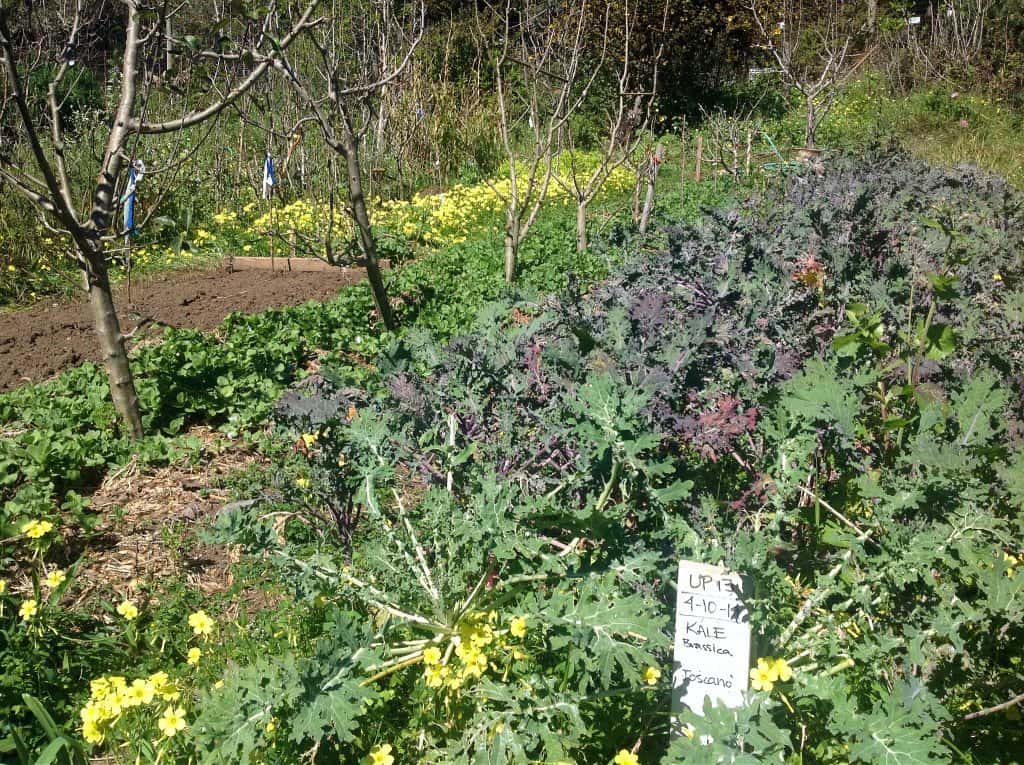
[262,152,276,199]
[122,164,138,236]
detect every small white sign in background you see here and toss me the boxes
[672,560,751,717]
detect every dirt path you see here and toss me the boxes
[0,263,368,392]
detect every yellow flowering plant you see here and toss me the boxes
[79,671,184,747]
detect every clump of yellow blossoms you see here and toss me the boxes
[80,672,181,744]
[230,151,637,257]
[117,599,139,620]
[21,519,54,539]
[749,656,794,693]
[421,612,529,693]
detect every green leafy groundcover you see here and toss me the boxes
[203,152,1024,763]
[0,220,606,530]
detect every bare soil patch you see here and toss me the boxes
[0,262,368,392]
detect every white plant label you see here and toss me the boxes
[671,560,751,717]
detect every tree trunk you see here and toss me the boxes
[83,251,144,438]
[805,94,817,149]
[504,208,519,284]
[576,198,588,253]
[342,131,396,331]
[638,143,664,235]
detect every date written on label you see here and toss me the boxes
[672,560,751,718]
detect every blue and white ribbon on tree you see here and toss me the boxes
[262,152,276,199]
[120,159,145,237]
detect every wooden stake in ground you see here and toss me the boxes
[680,118,687,199]
[745,130,753,176]
[695,135,703,183]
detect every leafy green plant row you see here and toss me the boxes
[190,151,1024,763]
[0,215,619,530]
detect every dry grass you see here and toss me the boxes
[70,426,263,605]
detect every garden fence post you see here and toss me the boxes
[695,135,703,183]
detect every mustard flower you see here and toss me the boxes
[19,598,38,621]
[116,600,139,620]
[21,519,54,539]
[749,657,779,692]
[158,706,187,737]
[188,609,214,636]
[124,678,155,706]
[771,657,793,682]
[509,615,527,638]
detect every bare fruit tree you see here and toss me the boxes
[271,0,425,332]
[747,0,865,150]
[0,0,319,438]
[482,0,599,282]
[555,0,668,252]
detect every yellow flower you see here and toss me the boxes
[1005,553,1019,578]
[90,677,112,701]
[81,718,104,744]
[509,616,527,638]
[188,609,214,636]
[749,657,779,692]
[369,744,395,765]
[187,647,202,665]
[301,432,318,446]
[19,599,38,621]
[157,706,187,737]
[424,663,448,688]
[422,646,442,665]
[265,716,278,733]
[613,750,639,765]
[0,579,7,594]
[643,666,661,686]
[21,519,54,539]
[44,569,67,589]
[116,600,139,620]
[213,679,225,689]
[771,657,793,682]
[148,671,179,700]
[124,679,155,706]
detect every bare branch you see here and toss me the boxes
[135,1,321,135]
